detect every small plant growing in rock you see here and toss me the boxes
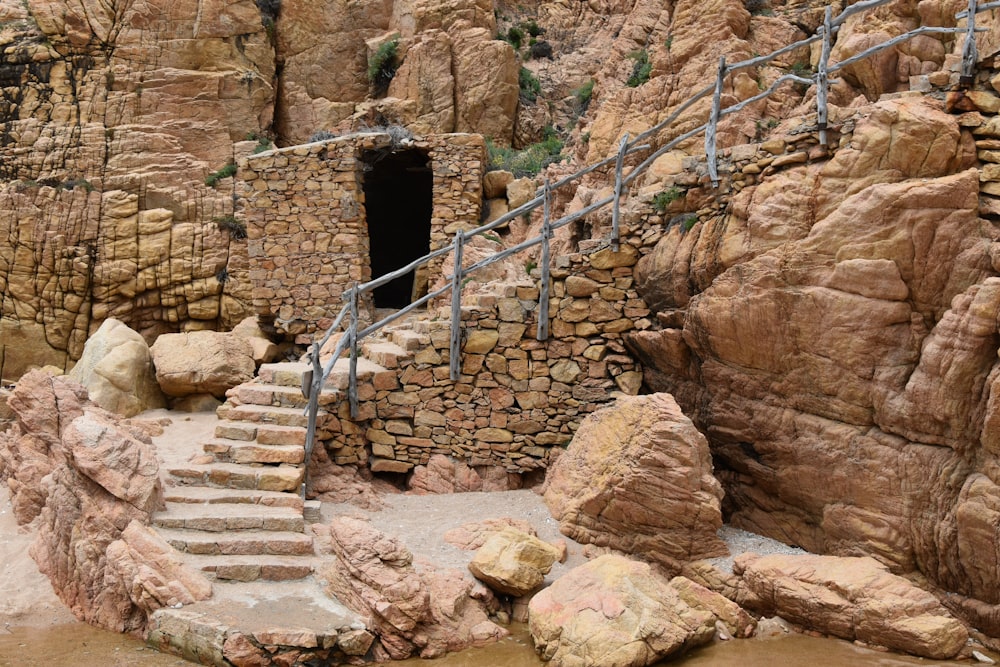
[525,259,537,275]
[790,60,812,76]
[214,215,247,240]
[251,136,273,154]
[682,215,698,232]
[205,163,237,187]
[216,267,230,284]
[507,26,524,49]
[483,233,501,243]
[574,79,595,112]
[652,186,684,212]
[367,38,400,95]
[627,50,652,87]
[486,126,564,177]
[519,67,541,103]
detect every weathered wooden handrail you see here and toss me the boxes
[298,0,984,495]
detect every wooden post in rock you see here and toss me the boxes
[706,56,726,187]
[348,287,359,419]
[302,341,321,499]
[611,133,628,252]
[537,179,552,341]
[449,230,465,382]
[962,0,978,87]
[817,6,832,146]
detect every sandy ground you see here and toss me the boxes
[0,407,803,631]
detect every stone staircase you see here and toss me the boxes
[153,363,329,583]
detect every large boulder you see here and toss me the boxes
[528,555,719,667]
[0,372,164,632]
[468,527,562,596]
[544,392,727,572]
[735,553,968,659]
[150,331,255,398]
[318,516,506,660]
[68,319,166,417]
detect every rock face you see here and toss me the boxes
[150,331,255,398]
[528,555,722,667]
[67,318,166,417]
[544,392,727,572]
[625,92,1000,631]
[318,516,506,660]
[467,527,562,596]
[0,371,166,632]
[735,554,969,659]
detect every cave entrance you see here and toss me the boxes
[362,149,432,309]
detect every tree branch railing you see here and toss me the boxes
[297,0,989,497]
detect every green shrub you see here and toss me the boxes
[507,26,524,49]
[519,67,541,103]
[214,215,247,240]
[367,38,399,95]
[486,127,564,177]
[682,215,698,232]
[523,20,544,37]
[251,136,273,154]
[627,50,652,87]
[525,260,537,275]
[574,79,595,111]
[652,186,684,212]
[205,163,237,187]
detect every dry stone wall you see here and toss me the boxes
[311,243,649,474]
[238,132,486,337]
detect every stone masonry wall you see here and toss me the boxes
[313,243,650,474]
[238,132,486,338]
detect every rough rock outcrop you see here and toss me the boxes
[0,371,165,632]
[528,555,721,667]
[626,93,1000,628]
[735,553,968,659]
[544,392,727,572]
[105,521,213,616]
[68,318,165,417]
[467,527,562,596]
[150,331,255,398]
[318,516,506,660]
[444,517,537,551]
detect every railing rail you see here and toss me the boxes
[298,0,988,496]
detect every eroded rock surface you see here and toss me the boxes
[0,371,166,632]
[528,554,720,667]
[467,527,561,596]
[544,392,727,572]
[735,553,969,659]
[150,330,255,398]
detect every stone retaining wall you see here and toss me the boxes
[316,243,650,473]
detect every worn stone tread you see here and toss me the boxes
[162,486,304,510]
[153,503,305,533]
[203,439,305,465]
[167,461,303,492]
[218,403,309,428]
[156,528,315,556]
[183,554,320,582]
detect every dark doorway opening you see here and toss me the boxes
[362,149,432,308]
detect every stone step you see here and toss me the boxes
[167,461,303,492]
[203,439,305,465]
[156,528,314,556]
[360,341,411,369]
[183,554,319,582]
[258,362,310,388]
[162,486,304,510]
[256,423,308,446]
[390,329,429,351]
[214,420,257,441]
[324,356,388,388]
[232,382,340,410]
[218,403,309,428]
[154,503,305,533]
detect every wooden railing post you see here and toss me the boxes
[706,56,726,187]
[537,179,552,341]
[302,341,321,499]
[348,286,359,419]
[817,6,833,146]
[611,134,628,252]
[962,0,979,86]
[449,230,465,382]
